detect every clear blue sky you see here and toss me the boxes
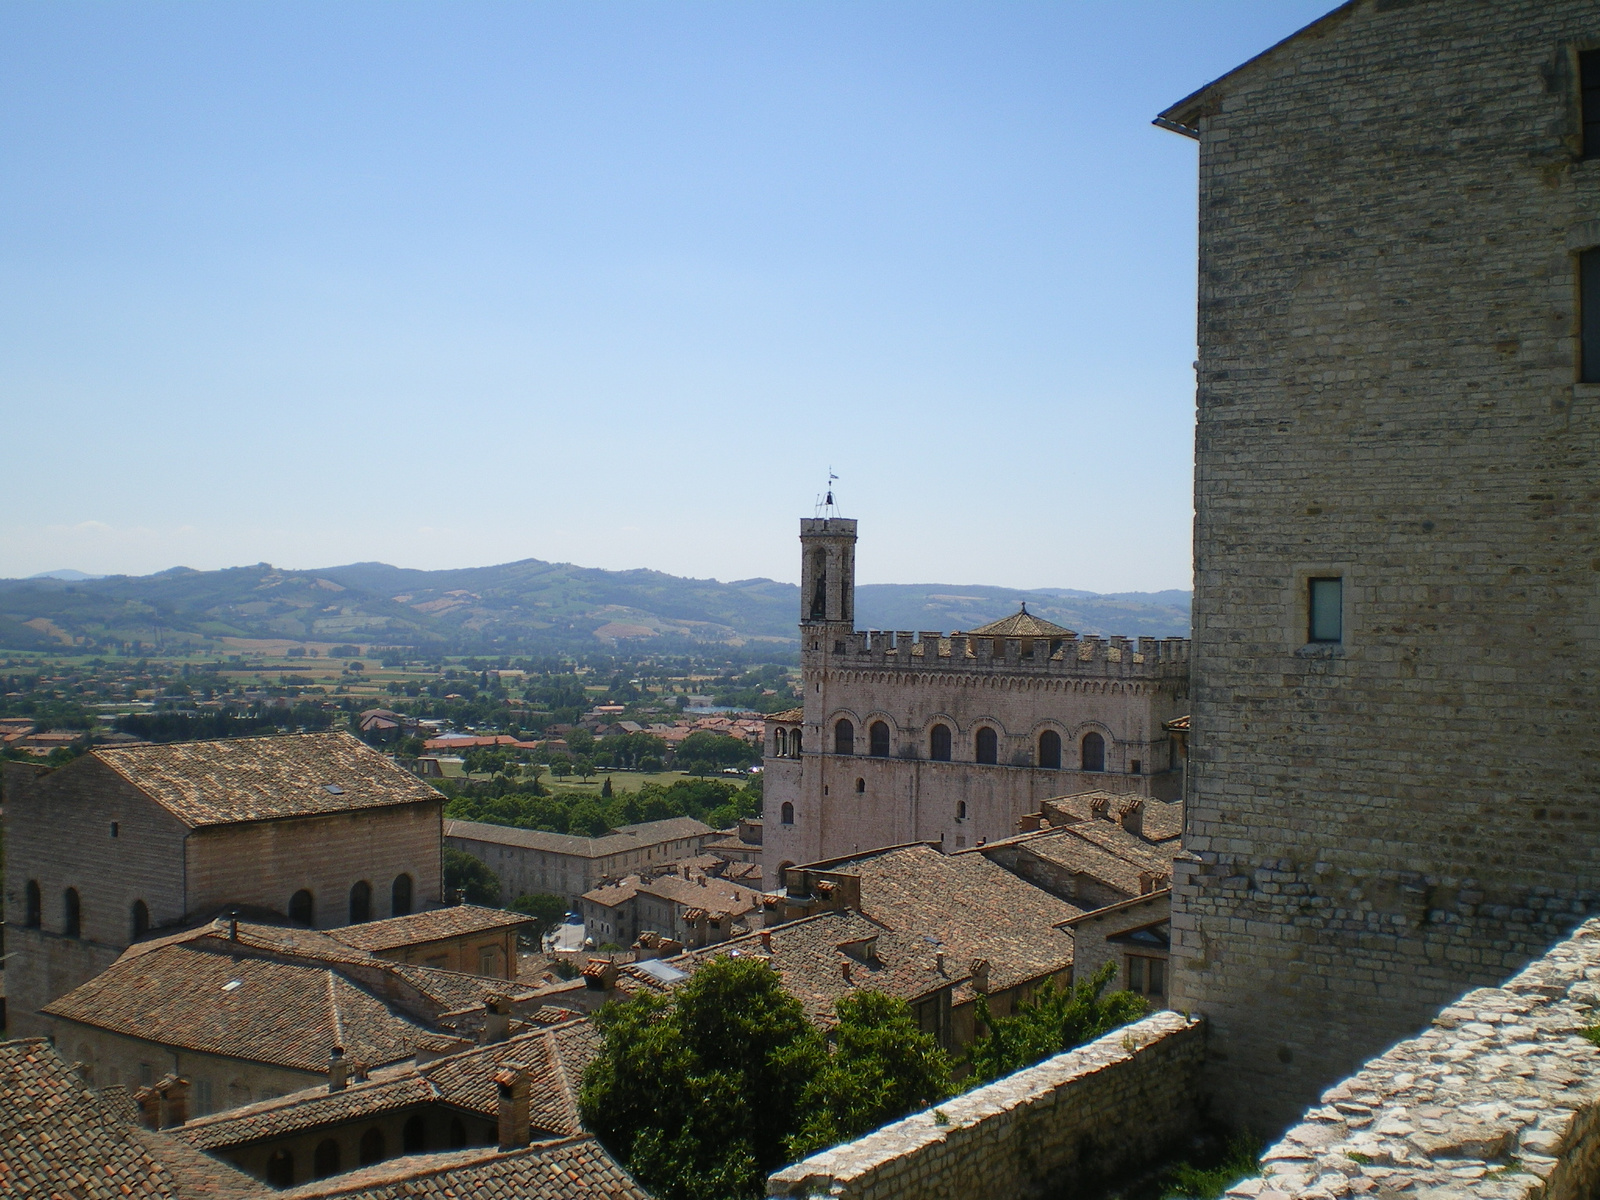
[0,1,1330,592]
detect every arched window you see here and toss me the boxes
[266,1149,295,1188]
[957,801,967,820]
[449,1118,468,1150]
[791,730,803,757]
[868,721,889,757]
[403,1113,426,1153]
[391,874,413,917]
[349,880,372,925]
[855,778,865,794]
[975,727,998,765]
[1038,730,1062,770]
[289,889,315,926]
[25,880,41,928]
[359,1126,386,1166]
[131,900,150,940]
[929,725,951,761]
[63,888,81,938]
[775,728,788,757]
[1082,731,1106,772]
[313,1139,341,1178]
[834,719,854,755]
[780,802,795,825]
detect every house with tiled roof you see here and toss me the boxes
[175,1021,600,1189]
[445,815,714,905]
[0,1037,265,1200]
[578,865,762,949]
[326,905,529,979]
[2,732,446,1037]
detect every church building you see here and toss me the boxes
[762,516,1189,884]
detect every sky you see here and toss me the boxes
[0,1,1331,593]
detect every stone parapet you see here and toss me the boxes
[766,1010,1204,1200]
[1230,919,1600,1200]
[832,631,1190,679]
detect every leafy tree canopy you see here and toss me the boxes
[968,960,1148,1084]
[443,848,501,906]
[508,892,568,941]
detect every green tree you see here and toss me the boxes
[601,776,614,798]
[508,892,569,942]
[967,960,1147,1084]
[566,726,596,755]
[576,754,596,781]
[443,848,501,906]
[676,730,756,773]
[568,797,609,837]
[787,991,951,1159]
[581,956,824,1200]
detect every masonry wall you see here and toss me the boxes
[1223,918,1600,1200]
[1173,0,1600,1135]
[189,803,442,930]
[766,1011,1204,1200]
[446,830,709,907]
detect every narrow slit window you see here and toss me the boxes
[1308,577,1343,643]
[1582,247,1600,382]
[1583,49,1600,158]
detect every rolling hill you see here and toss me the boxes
[0,558,1189,656]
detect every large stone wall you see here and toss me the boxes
[766,1011,1203,1200]
[1168,0,1600,1134]
[1227,919,1600,1200]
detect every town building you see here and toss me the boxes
[2,732,445,1037]
[578,865,762,949]
[1156,0,1600,1133]
[326,905,529,979]
[1061,889,1171,1010]
[762,517,1189,886]
[444,816,713,906]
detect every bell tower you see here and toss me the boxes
[799,517,856,630]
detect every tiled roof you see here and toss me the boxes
[445,815,712,858]
[1164,714,1190,732]
[0,1038,265,1200]
[90,732,442,827]
[637,873,761,917]
[1017,827,1172,897]
[328,905,529,952]
[1041,790,1184,842]
[180,1022,600,1152]
[823,845,1080,993]
[276,1135,648,1200]
[43,944,430,1074]
[765,708,804,723]
[964,604,1076,639]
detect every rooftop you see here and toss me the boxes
[86,732,442,828]
[964,603,1076,640]
[328,905,530,953]
[0,1038,265,1200]
[445,815,712,859]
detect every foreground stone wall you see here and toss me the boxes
[767,1010,1203,1200]
[1231,920,1600,1200]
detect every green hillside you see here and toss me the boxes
[0,558,1189,655]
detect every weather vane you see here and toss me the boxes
[815,469,841,517]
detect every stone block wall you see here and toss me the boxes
[766,1011,1204,1200]
[1226,919,1600,1200]
[1169,0,1600,1134]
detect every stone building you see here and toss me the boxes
[326,905,529,979]
[579,867,762,950]
[762,518,1190,885]
[1157,0,1600,1133]
[444,816,713,906]
[2,732,444,1037]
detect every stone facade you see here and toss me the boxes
[764,518,1190,884]
[1063,889,1172,1009]
[766,1010,1204,1200]
[1158,0,1600,1134]
[1227,918,1600,1200]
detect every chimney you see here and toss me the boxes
[841,961,852,984]
[759,930,772,952]
[228,910,239,941]
[495,1062,531,1150]
[935,951,945,974]
[133,1085,161,1130]
[1120,799,1145,839]
[484,994,512,1044]
[157,1075,190,1127]
[1090,797,1111,821]
[328,1046,349,1092]
[970,958,991,995]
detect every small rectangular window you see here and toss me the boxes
[1308,577,1343,643]
[1149,957,1165,995]
[1126,956,1144,992]
[1582,248,1600,382]
[1583,50,1600,157]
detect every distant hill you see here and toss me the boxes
[0,558,1189,656]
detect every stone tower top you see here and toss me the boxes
[799,517,857,628]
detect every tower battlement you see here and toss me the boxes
[824,630,1190,679]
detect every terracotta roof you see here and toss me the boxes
[963,604,1076,639]
[1164,714,1190,732]
[0,1038,265,1200]
[637,873,760,917]
[812,845,1080,993]
[1061,888,1172,928]
[445,816,712,858]
[43,944,431,1074]
[1015,826,1173,898]
[180,1021,600,1152]
[276,1135,647,1200]
[1041,791,1183,843]
[89,732,442,827]
[328,905,530,953]
[765,708,804,723]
